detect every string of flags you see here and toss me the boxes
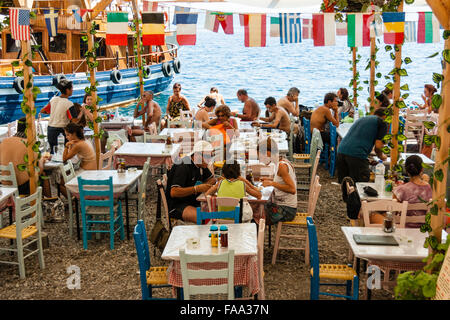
[8,7,443,49]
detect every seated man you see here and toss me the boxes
[252,97,291,134]
[166,141,217,223]
[277,87,300,117]
[0,118,51,196]
[128,91,161,141]
[232,89,260,121]
[337,108,388,183]
[310,92,340,144]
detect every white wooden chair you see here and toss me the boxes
[0,162,18,229]
[179,248,235,300]
[271,175,321,266]
[59,161,77,238]
[257,218,266,300]
[98,146,115,170]
[0,187,45,279]
[361,199,409,228]
[157,177,181,231]
[126,158,150,223]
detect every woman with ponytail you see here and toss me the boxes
[392,155,432,228]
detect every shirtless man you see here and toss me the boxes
[129,91,161,141]
[277,87,300,117]
[252,97,291,134]
[310,92,340,144]
[232,89,260,121]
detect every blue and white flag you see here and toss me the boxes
[404,21,417,42]
[279,13,301,44]
[44,8,59,38]
[172,6,190,25]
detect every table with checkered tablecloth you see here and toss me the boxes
[161,223,260,297]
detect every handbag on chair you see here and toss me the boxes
[149,184,170,252]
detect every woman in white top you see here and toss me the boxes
[258,137,297,224]
[46,80,77,153]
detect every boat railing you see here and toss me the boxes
[0,43,178,77]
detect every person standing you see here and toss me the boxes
[310,92,340,144]
[232,89,260,121]
[166,82,190,119]
[277,87,300,117]
[253,97,291,134]
[336,108,388,183]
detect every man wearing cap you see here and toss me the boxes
[166,140,217,223]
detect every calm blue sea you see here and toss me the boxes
[121,13,444,116]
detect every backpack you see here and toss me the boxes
[341,177,361,220]
[149,181,170,252]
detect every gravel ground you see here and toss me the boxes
[0,166,394,300]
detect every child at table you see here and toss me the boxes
[205,161,261,212]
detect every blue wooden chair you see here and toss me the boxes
[196,207,240,225]
[306,217,359,300]
[133,220,173,300]
[78,176,125,250]
[302,118,311,154]
[328,123,337,177]
[340,112,349,120]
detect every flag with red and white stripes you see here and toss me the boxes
[143,1,158,12]
[10,8,30,41]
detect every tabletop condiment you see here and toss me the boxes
[210,225,219,247]
[383,211,395,233]
[246,168,254,185]
[220,225,228,248]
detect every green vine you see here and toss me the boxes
[131,18,147,90]
[348,47,362,107]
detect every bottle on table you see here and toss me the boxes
[354,107,359,121]
[210,225,219,247]
[246,168,254,185]
[374,160,385,193]
[57,133,65,155]
[220,225,228,248]
[383,211,394,233]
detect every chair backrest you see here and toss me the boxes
[207,134,224,163]
[302,118,311,154]
[310,129,323,164]
[7,121,17,137]
[99,146,115,170]
[341,111,349,119]
[157,178,171,230]
[133,220,151,300]
[137,158,151,221]
[78,176,114,211]
[257,218,266,300]
[306,216,320,281]
[144,133,168,143]
[0,162,18,188]
[196,207,240,225]
[14,186,42,227]
[393,202,429,226]
[167,119,191,129]
[329,122,337,148]
[361,199,409,228]
[308,175,321,219]
[179,248,235,300]
[59,161,76,184]
[148,122,158,135]
[248,163,275,181]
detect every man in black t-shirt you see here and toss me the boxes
[166,141,216,223]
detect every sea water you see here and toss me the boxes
[120,13,444,117]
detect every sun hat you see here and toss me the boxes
[190,140,214,156]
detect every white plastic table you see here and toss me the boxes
[101,118,134,130]
[114,142,181,168]
[159,128,204,140]
[356,182,393,201]
[373,153,435,166]
[336,122,353,139]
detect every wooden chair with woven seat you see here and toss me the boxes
[294,150,321,208]
[271,175,321,266]
[361,199,409,228]
[0,187,45,279]
[98,145,116,170]
[307,216,359,300]
[133,219,173,300]
[0,162,19,228]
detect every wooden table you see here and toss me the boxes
[65,169,142,240]
[114,142,181,168]
[161,223,259,298]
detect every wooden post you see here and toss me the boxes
[131,0,146,125]
[87,19,102,169]
[22,40,37,194]
[426,0,450,244]
[369,36,376,114]
[389,1,404,171]
[352,47,357,107]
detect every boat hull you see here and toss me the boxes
[0,61,175,124]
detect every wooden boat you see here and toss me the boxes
[0,0,179,124]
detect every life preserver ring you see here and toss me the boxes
[52,74,67,87]
[110,70,122,84]
[13,77,24,94]
[143,65,151,78]
[173,58,181,74]
[161,62,172,77]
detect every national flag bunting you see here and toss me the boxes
[336,21,347,36]
[382,12,405,44]
[312,13,335,46]
[106,12,129,46]
[212,12,234,34]
[239,14,246,27]
[204,11,217,32]
[9,8,30,41]
[302,18,312,39]
[270,16,280,37]
[73,8,88,23]
[176,13,198,45]
[143,1,158,12]
[404,21,417,43]
[244,14,266,47]
[142,12,165,46]
[44,8,59,39]
[173,6,190,25]
[417,12,440,43]
[279,13,301,44]
[347,13,371,47]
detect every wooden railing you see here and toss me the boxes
[0,44,178,76]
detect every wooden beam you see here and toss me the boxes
[91,0,114,20]
[426,0,450,29]
[352,47,357,107]
[369,37,376,114]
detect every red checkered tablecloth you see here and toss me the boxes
[167,255,259,298]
